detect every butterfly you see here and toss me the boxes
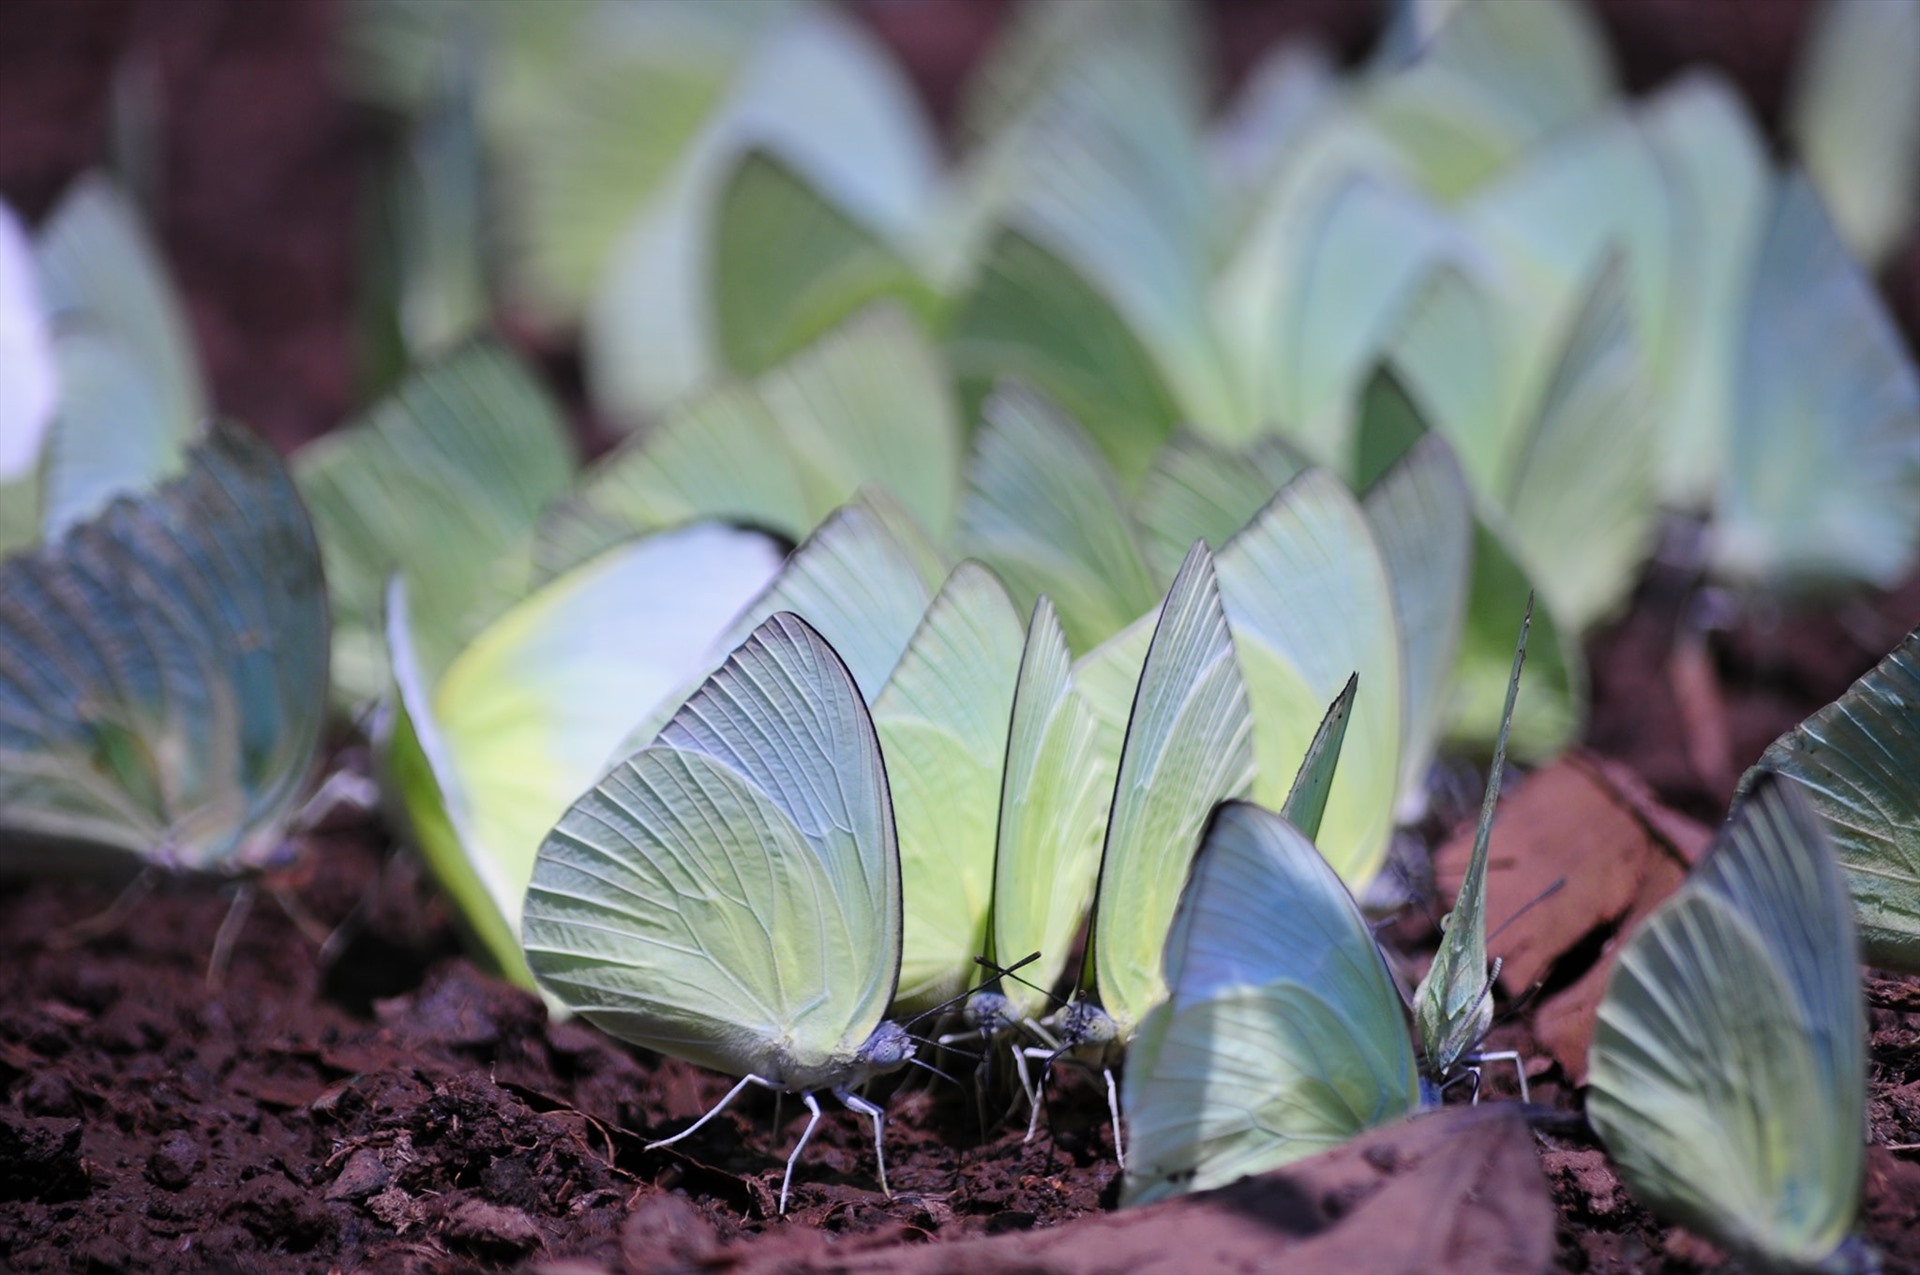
[1120,603,1530,1203]
[522,611,915,1214]
[1740,624,1920,973]
[1024,540,1255,1163]
[0,425,327,875]
[1586,777,1868,1272]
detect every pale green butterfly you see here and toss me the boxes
[1739,626,1920,974]
[956,384,1159,656]
[341,0,765,325]
[522,611,914,1215]
[980,594,1119,1024]
[1586,778,1869,1273]
[1413,597,1528,1096]
[601,498,945,769]
[709,148,938,381]
[1713,173,1920,590]
[1634,71,1769,507]
[1213,164,1463,463]
[0,425,328,875]
[939,594,1114,1114]
[548,305,961,572]
[1130,401,1473,828]
[1362,0,1612,201]
[873,561,1026,1013]
[0,197,55,556]
[1787,0,1920,270]
[294,340,576,708]
[34,173,207,539]
[1120,604,1531,1203]
[585,4,938,425]
[945,9,1223,481]
[384,521,783,985]
[1026,541,1255,1163]
[359,40,489,380]
[1120,799,1420,1205]
[1215,468,1404,886]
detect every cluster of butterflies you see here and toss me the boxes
[519,558,1876,1275]
[0,394,1883,1268]
[351,0,1920,658]
[0,0,1910,1264]
[503,539,1422,1208]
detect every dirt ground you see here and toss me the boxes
[6,1,1920,1272]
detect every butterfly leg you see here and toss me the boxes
[207,882,258,990]
[1019,1045,1056,1143]
[645,1073,768,1151]
[1103,1066,1125,1171]
[780,1090,826,1215]
[1468,1049,1529,1103]
[1010,1041,1042,1119]
[290,767,380,832]
[835,1087,891,1199]
[50,866,158,949]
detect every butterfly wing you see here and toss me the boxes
[389,523,782,984]
[958,385,1160,655]
[1122,801,1420,1205]
[294,341,575,706]
[0,426,326,871]
[0,199,54,493]
[874,562,1025,1011]
[34,175,206,537]
[524,612,901,1083]
[1586,781,1865,1270]
[1787,0,1920,269]
[1216,469,1404,885]
[1415,600,1527,1076]
[605,502,937,765]
[1743,629,1920,971]
[988,597,1111,1020]
[1134,432,1307,586]
[1360,429,1472,815]
[1716,174,1920,589]
[1088,542,1255,1038]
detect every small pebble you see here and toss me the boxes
[147,1132,201,1191]
[325,1147,390,1201]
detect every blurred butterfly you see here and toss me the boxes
[0,425,327,875]
[1741,625,1920,973]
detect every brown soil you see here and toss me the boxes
[7,2,1920,1273]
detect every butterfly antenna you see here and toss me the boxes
[1488,877,1567,945]
[914,1032,982,1061]
[972,952,1068,1011]
[901,951,1044,1034]
[1384,855,1444,931]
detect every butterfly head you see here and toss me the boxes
[964,989,1016,1035]
[1048,999,1119,1060]
[856,1020,916,1076]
